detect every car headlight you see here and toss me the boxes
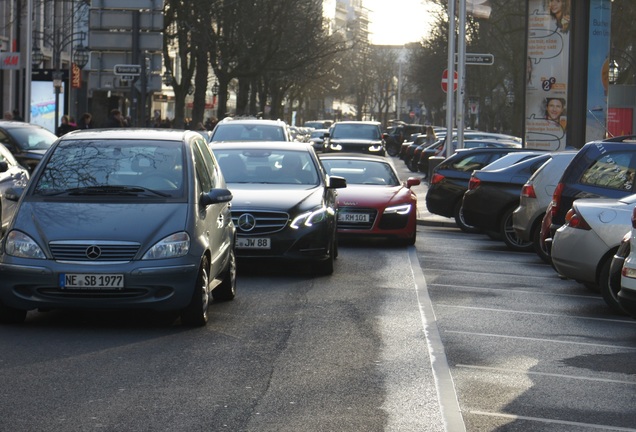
[5,231,46,259]
[290,207,334,229]
[384,204,412,215]
[329,143,343,151]
[142,232,190,260]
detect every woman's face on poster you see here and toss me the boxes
[547,99,564,120]
[549,0,563,15]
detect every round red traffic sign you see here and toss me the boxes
[441,69,458,93]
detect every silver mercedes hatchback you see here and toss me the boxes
[0,129,236,326]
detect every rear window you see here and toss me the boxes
[451,153,496,172]
[579,151,635,191]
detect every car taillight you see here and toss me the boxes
[551,182,564,218]
[521,183,536,198]
[564,208,591,230]
[430,173,445,184]
[468,176,481,190]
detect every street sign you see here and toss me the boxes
[455,53,495,66]
[114,64,142,76]
[441,69,458,93]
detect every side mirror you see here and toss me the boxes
[327,175,346,189]
[0,161,8,173]
[200,188,233,206]
[4,187,24,202]
[405,177,421,188]
[323,132,330,138]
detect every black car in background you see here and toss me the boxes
[0,121,57,172]
[462,153,552,251]
[323,121,387,156]
[385,123,427,156]
[426,148,537,232]
[545,136,636,255]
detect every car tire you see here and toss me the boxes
[406,159,419,172]
[313,236,335,276]
[501,208,533,252]
[387,143,399,157]
[0,302,27,324]
[601,252,627,315]
[180,257,210,327]
[212,247,236,301]
[454,202,481,233]
[531,220,551,264]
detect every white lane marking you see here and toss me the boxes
[430,283,602,300]
[435,304,636,325]
[445,330,636,350]
[468,410,636,431]
[409,247,466,432]
[456,364,636,386]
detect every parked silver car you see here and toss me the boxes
[0,129,236,326]
[512,151,577,262]
[551,194,636,314]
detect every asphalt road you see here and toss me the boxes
[1,156,635,431]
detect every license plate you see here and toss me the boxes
[338,213,370,223]
[237,237,271,249]
[60,274,124,290]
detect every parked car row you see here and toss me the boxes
[424,134,636,320]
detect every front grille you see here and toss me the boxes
[49,241,140,261]
[232,210,289,235]
[337,207,377,230]
[379,213,409,230]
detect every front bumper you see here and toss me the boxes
[0,257,200,312]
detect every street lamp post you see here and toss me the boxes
[31,31,88,133]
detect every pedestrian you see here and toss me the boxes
[103,109,124,128]
[56,115,78,137]
[3,111,13,120]
[12,109,23,121]
[77,112,93,129]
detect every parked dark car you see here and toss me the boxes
[545,135,636,256]
[409,131,521,174]
[213,142,346,275]
[426,148,539,232]
[323,121,387,156]
[0,120,57,172]
[462,153,552,251]
[0,129,237,326]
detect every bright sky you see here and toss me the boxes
[365,0,433,45]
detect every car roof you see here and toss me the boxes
[210,141,313,152]
[319,153,389,163]
[58,128,196,141]
[217,118,286,126]
[0,120,51,130]
[332,121,381,126]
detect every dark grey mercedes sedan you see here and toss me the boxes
[0,129,236,326]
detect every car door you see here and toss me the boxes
[192,137,232,277]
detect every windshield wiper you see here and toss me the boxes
[39,185,170,197]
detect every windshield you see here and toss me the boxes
[211,124,287,141]
[8,126,57,151]
[331,124,380,140]
[321,158,400,186]
[32,139,186,198]
[215,148,320,185]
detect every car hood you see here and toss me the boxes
[226,183,324,211]
[12,201,187,243]
[336,185,410,206]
